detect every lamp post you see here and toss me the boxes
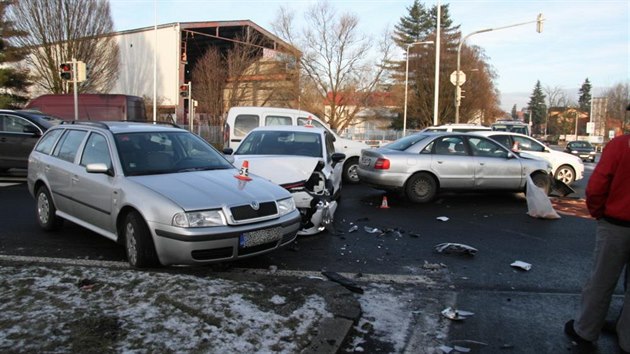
[404,40,434,137]
[454,13,545,123]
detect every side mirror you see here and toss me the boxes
[331,152,346,167]
[86,163,114,176]
[223,148,234,155]
[507,152,516,159]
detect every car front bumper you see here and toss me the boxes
[150,211,301,265]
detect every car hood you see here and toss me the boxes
[129,169,289,211]
[232,155,320,185]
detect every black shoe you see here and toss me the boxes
[564,320,593,345]
[602,320,617,335]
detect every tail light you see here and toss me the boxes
[374,158,390,170]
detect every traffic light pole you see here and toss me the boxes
[72,58,78,121]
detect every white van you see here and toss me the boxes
[224,106,368,183]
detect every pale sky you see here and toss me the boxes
[110,0,629,111]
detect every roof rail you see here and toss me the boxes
[60,121,110,130]
[123,119,183,129]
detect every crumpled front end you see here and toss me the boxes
[283,168,339,235]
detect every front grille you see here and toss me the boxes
[191,247,233,260]
[238,240,278,256]
[230,202,277,221]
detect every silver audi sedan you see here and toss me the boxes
[27,121,300,268]
[358,132,553,203]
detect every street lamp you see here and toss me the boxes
[404,40,434,137]
[454,13,545,123]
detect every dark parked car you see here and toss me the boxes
[0,109,63,172]
[564,140,597,162]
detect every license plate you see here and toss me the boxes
[239,227,282,248]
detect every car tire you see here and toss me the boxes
[342,157,360,184]
[123,211,160,268]
[528,173,551,196]
[554,165,575,185]
[405,172,437,203]
[35,186,64,231]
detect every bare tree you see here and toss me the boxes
[604,81,629,133]
[272,2,393,131]
[7,0,119,94]
[544,85,569,108]
[192,32,296,127]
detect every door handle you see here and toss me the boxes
[479,162,485,166]
[72,176,79,183]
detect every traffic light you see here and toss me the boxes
[536,13,544,33]
[59,62,73,81]
[179,83,190,98]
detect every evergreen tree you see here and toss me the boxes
[578,78,592,113]
[391,2,473,129]
[0,0,30,108]
[527,80,547,134]
[392,0,432,47]
[511,104,517,119]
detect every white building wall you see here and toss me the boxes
[111,25,180,106]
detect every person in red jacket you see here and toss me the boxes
[564,129,630,353]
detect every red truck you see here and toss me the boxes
[25,94,146,121]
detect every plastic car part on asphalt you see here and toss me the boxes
[441,307,475,321]
[435,243,478,256]
[511,260,532,271]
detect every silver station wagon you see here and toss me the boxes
[27,121,300,268]
[358,132,553,203]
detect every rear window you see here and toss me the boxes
[234,114,259,137]
[265,115,292,126]
[382,134,429,151]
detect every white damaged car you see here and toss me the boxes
[225,126,345,235]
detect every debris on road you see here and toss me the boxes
[321,271,364,294]
[364,226,382,234]
[510,260,532,271]
[348,224,359,233]
[422,261,447,270]
[77,278,96,292]
[408,232,421,238]
[435,243,478,256]
[441,307,474,321]
[436,216,450,222]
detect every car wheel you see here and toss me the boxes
[35,186,63,231]
[554,165,575,185]
[123,211,160,268]
[528,173,551,196]
[405,172,437,203]
[342,157,360,184]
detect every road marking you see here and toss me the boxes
[0,254,441,286]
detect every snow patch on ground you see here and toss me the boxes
[0,265,332,353]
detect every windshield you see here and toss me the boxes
[115,131,232,176]
[236,130,323,157]
[570,141,592,148]
[382,134,430,151]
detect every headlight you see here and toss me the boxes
[571,150,578,154]
[277,197,296,216]
[172,210,226,228]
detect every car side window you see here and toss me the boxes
[490,135,512,149]
[467,137,508,159]
[35,129,63,155]
[52,130,87,163]
[0,114,39,134]
[432,136,466,156]
[265,115,292,126]
[514,136,544,152]
[325,132,335,161]
[234,114,259,137]
[298,117,328,131]
[80,133,112,169]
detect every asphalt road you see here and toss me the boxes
[0,162,625,353]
